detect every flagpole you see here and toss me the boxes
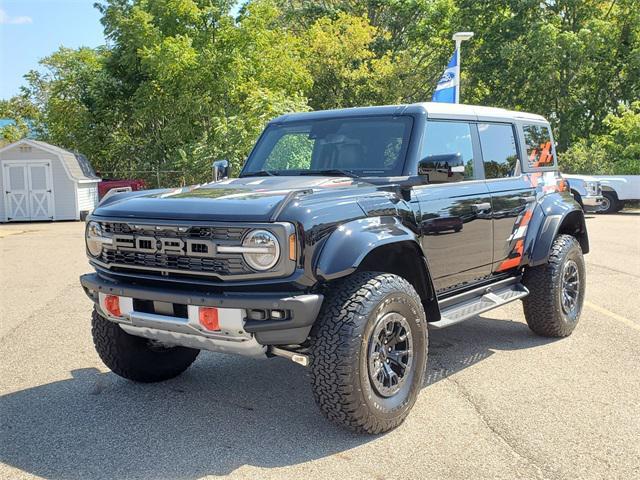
[452,32,474,104]
[455,39,461,104]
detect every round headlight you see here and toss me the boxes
[85,221,103,257]
[242,230,280,271]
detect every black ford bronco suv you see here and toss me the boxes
[80,103,588,434]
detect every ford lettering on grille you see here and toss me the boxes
[112,234,217,258]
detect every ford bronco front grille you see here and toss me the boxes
[96,221,252,279]
[100,250,249,275]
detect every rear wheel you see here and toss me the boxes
[91,308,200,382]
[522,235,585,337]
[310,272,427,434]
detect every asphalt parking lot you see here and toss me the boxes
[1,212,639,480]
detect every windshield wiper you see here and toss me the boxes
[300,169,359,178]
[242,170,279,177]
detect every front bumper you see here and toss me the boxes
[80,273,324,353]
[582,194,603,207]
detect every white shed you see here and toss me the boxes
[0,139,101,222]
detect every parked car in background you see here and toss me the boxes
[98,178,147,200]
[590,175,640,214]
[563,174,603,212]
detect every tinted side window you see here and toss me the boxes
[478,123,519,179]
[421,121,474,183]
[523,124,555,168]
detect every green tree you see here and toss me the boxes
[0,95,40,146]
[455,0,640,151]
[275,0,457,107]
[22,47,117,169]
[21,0,310,185]
[12,0,640,184]
[560,102,640,174]
[302,12,395,109]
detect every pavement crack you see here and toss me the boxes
[434,357,557,480]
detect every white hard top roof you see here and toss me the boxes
[273,102,548,124]
[417,102,547,123]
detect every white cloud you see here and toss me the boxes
[0,8,33,25]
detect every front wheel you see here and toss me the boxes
[91,308,200,382]
[598,191,618,214]
[522,235,585,337]
[310,272,428,434]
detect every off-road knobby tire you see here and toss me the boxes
[522,235,585,337]
[91,308,200,382]
[310,272,428,434]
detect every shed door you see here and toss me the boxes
[27,163,53,220]
[4,164,30,221]
[3,162,53,221]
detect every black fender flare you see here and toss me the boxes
[526,195,589,267]
[314,216,420,281]
[314,216,440,321]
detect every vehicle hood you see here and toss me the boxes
[92,176,372,222]
[563,174,598,182]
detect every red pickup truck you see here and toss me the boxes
[98,179,147,199]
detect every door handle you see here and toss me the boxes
[472,202,491,211]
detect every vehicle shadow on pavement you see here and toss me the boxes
[0,316,556,479]
[426,315,557,386]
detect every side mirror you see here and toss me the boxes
[418,153,465,183]
[212,159,229,182]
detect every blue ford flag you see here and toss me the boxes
[432,49,458,103]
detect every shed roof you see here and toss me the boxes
[0,139,101,182]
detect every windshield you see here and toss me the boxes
[241,116,414,177]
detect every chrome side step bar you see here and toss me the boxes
[430,277,529,329]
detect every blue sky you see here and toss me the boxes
[0,1,245,100]
[1,1,105,99]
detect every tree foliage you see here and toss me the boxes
[2,0,637,184]
[456,0,640,152]
[0,96,40,146]
[560,102,640,174]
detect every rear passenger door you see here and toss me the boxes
[415,120,494,292]
[477,122,536,273]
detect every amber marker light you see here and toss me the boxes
[289,233,297,261]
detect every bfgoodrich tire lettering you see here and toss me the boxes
[91,308,200,382]
[523,235,585,337]
[310,272,428,434]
